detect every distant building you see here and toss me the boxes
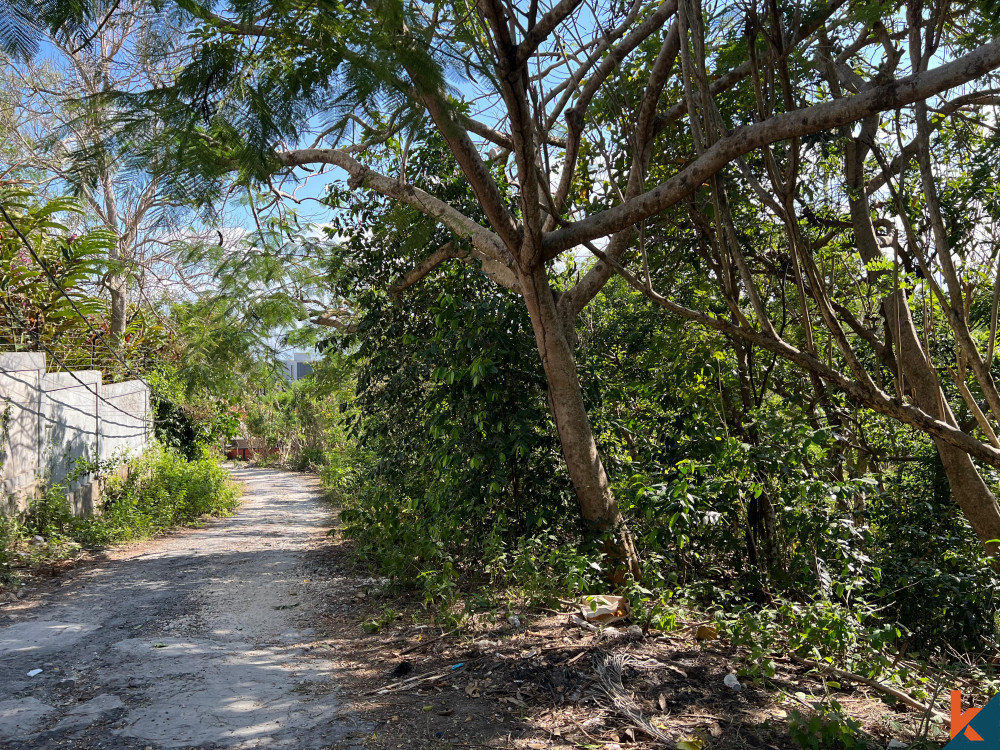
[281,352,315,381]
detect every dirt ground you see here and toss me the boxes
[0,467,952,749]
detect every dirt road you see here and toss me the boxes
[0,467,367,749]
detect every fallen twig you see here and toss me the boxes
[367,661,472,695]
[789,655,946,722]
[395,629,458,656]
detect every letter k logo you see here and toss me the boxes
[953,691,985,742]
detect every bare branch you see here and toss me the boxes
[544,36,1000,259]
[517,0,586,66]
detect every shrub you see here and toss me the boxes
[1,444,239,584]
[83,444,240,544]
[789,698,865,750]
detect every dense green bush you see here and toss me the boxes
[83,445,240,544]
[870,452,1000,652]
[338,263,583,592]
[0,444,239,583]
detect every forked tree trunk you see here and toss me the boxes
[518,264,641,576]
[884,291,1000,561]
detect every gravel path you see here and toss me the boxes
[0,467,366,749]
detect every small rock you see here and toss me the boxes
[887,741,907,749]
[627,624,643,639]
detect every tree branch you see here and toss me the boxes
[543,36,1000,259]
[389,242,464,293]
[589,244,1000,474]
[275,147,511,265]
[517,0,586,66]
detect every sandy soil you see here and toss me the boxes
[0,467,369,749]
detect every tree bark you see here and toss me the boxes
[109,274,127,345]
[517,263,641,576]
[884,291,1000,560]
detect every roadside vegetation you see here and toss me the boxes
[2,0,1000,745]
[0,445,239,587]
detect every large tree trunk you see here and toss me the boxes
[518,263,641,576]
[109,273,127,346]
[885,291,1000,560]
[846,133,1000,562]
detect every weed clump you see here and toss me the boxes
[0,444,238,585]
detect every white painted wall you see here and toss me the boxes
[99,381,150,464]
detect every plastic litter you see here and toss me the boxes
[507,614,522,629]
[567,613,598,632]
[576,595,629,624]
[723,673,742,691]
[27,669,42,677]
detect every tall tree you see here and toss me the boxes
[2,1,193,344]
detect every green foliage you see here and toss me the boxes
[338,261,577,593]
[0,445,239,585]
[311,136,593,611]
[0,190,110,357]
[20,481,77,539]
[242,354,355,473]
[83,444,239,544]
[0,187,173,380]
[870,453,1000,652]
[147,368,241,460]
[789,698,865,750]
[362,606,400,634]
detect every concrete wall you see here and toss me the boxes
[99,381,149,464]
[0,353,151,515]
[41,370,102,490]
[0,353,45,503]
